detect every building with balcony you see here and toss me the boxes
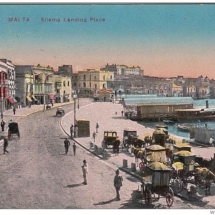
[15,64,55,106]
[0,59,16,110]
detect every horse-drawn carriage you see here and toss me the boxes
[122,128,137,148]
[170,150,196,193]
[8,121,20,139]
[56,107,65,117]
[102,131,119,149]
[141,161,174,207]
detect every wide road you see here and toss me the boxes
[0,100,146,209]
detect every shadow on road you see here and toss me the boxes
[65,183,83,188]
[93,198,117,205]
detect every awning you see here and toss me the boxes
[7,97,15,103]
[48,94,55,100]
[31,95,37,101]
[26,95,32,102]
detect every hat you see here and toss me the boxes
[116,169,119,174]
[83,159,86,163]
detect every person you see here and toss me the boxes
[3,137,9,154]
[13,107,16,115]
[92,131,96,142]
[96,123,99,133]
[114,169,123,201]
[121,110,124,117]
[1,119,6,132]
[82,160,88,185]
[73,142,76,156]
[209,135,215,146]
[64,138,70,154]
[70,125,74,138]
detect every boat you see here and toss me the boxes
[163,119,175,124]
[177,124,191,132]
[175,108,215,122]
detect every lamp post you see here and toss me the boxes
[77,89,80,109]
[73,93,77,137]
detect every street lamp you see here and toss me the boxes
[77,89,80,109]
[73,93,77,130]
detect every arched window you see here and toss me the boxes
[103,84,105,88]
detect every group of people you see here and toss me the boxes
[70,124,78,138]
[64,138,76,155]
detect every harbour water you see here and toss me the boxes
[134,98,215,139]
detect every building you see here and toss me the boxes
[0,59,16,110]
[75,69,114,97]
[117,65,143,76]
[54,75,71,103]
[0,60,8,113]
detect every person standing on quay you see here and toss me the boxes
[1,119,6,132]
[64,138,70,155]
[96,123,99,133]
[70,124,74,139]
[114,169,123,201]
[73,142,76,156]
[92,131,96,142]
[82,160,88,185]
[3,137,9,154]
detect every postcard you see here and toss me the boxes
[0,3,215,212]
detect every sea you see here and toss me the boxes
[136,98,215,138]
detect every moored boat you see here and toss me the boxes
[177,124,191,132]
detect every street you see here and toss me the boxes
[0,100,215,209]
[0,102,144,209]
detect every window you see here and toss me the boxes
[95,84,97,89]
[84,75,86,80]
[68,81,69,86]
[94,76,96,80]
[103,76,105,81]
[63,81,65,87]
[83,82,86,88]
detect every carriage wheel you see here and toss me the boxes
[166,188,174,208]
[145,189,152,206]
[139,162,145,171]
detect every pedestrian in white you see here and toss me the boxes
[82,160,88,185]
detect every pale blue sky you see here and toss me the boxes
[1,4,215,78]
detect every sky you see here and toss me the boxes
[1,3,215,78]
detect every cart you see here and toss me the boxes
[122,128,137,148]
[56,107,65,117]
[170,150,196,193]
[102,131,118,148]
[141,161,174,208]
[8,122,20,139]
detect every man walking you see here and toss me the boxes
[73,142,76,156]
[96,123,99,133]
[1,119,6,132]
[82,160,88,185]
[114,169,123,201]
[3,137,9,154]
[13,107,16,115]
[64,138,70,154]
